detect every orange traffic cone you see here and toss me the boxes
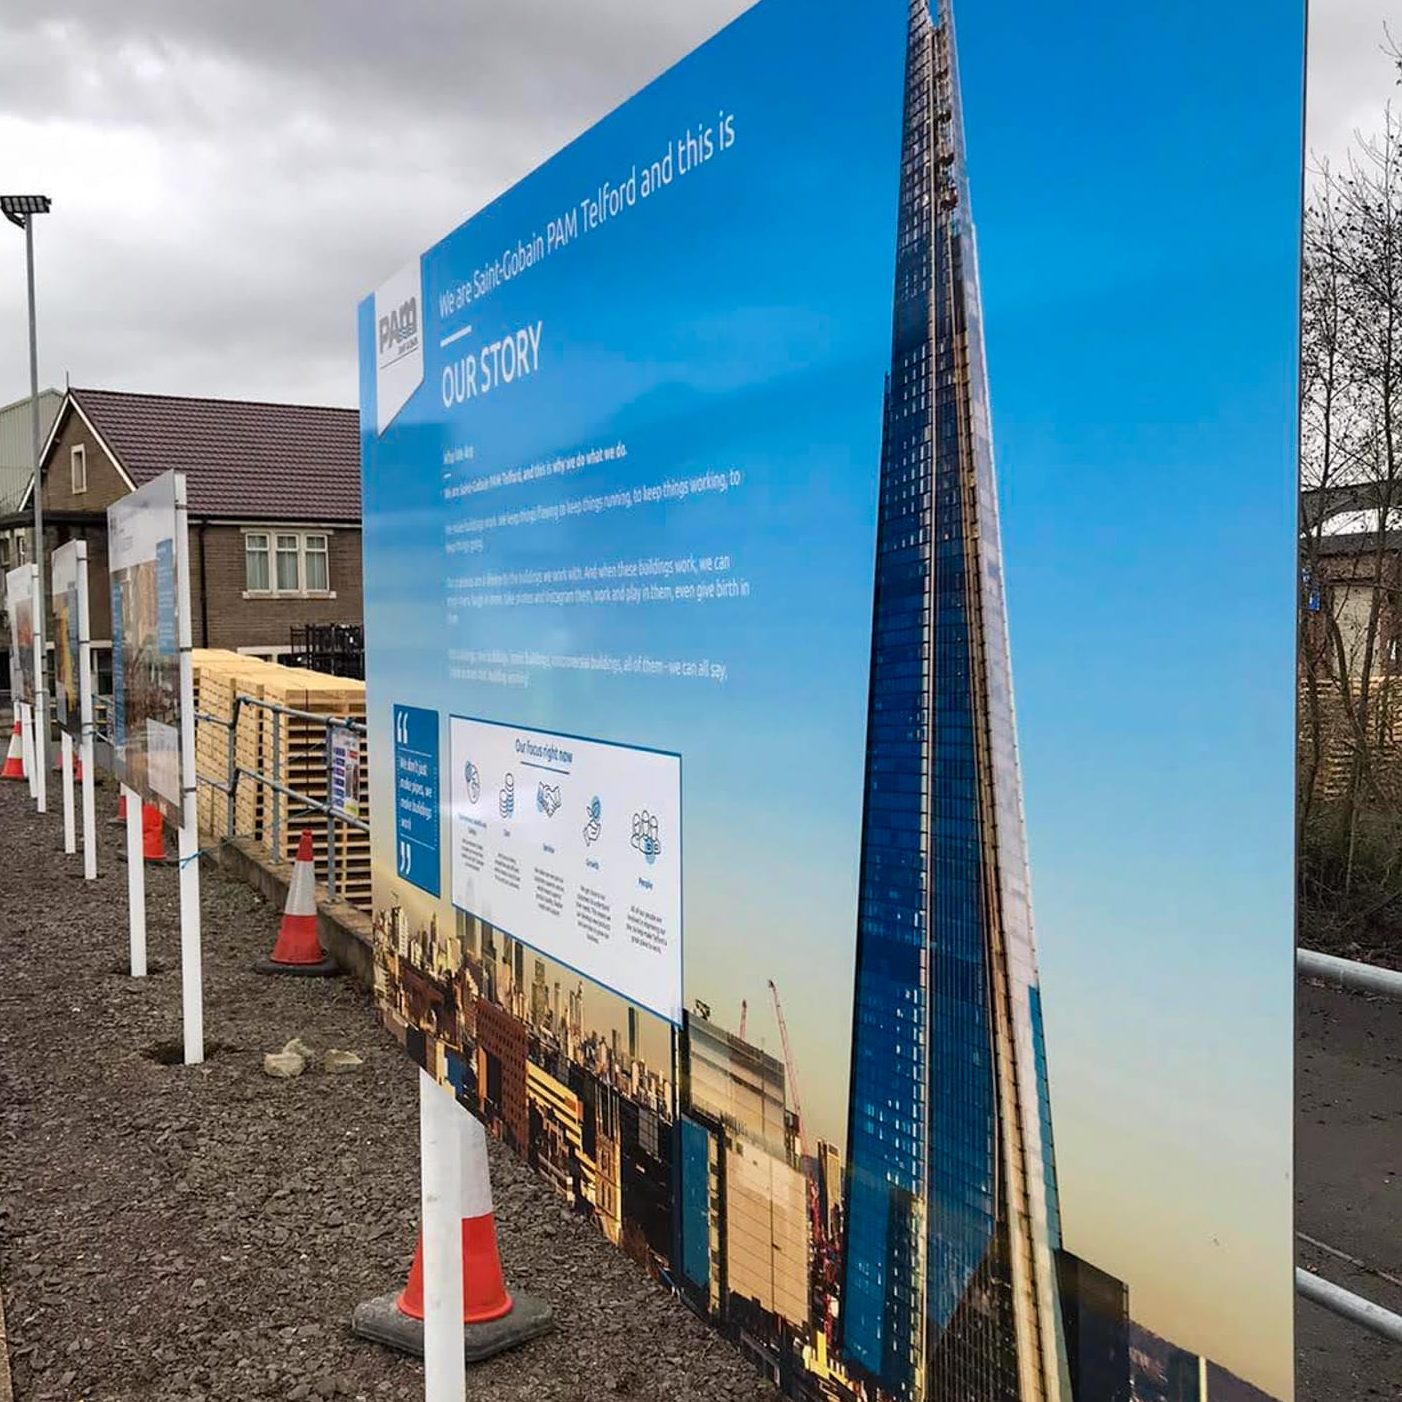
[396,1220,512,1326]
[1,720,25,781]
[142,803,170,863]
[350,1113,552,1360]
[53,750,83,780]
[254,830,338,976]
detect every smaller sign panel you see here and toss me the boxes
[108,473,185,821]
[329,726,362,821]
[4,565,36,706]
[449,717,683,1024]
[393,704,440,897]
[51,541,88,737]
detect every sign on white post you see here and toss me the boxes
[109,475,200,1014]
[52,540,94,875]
[419,1070,466,1402]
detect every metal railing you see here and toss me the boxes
[90,689,366,904]
[192,693,368,904]
[1296,945,1402,1346]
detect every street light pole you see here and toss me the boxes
[3,195,52,810]
[23,212,46,807]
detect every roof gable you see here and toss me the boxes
[41,388,361,523]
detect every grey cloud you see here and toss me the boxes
[0,1,748,408]
[1307,0,1399,171]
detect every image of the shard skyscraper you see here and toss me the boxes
[840,3,1071,1401]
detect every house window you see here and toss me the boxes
[244,528,333,597]
[71,445,87,495]
[304,534,329,591]
[275,534,301,591]
[245,532,271,591]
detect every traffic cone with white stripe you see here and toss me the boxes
[254,829,339,976]
[351,1110,553,1360]
[1,720,25,781]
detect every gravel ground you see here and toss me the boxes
[0,775,778,1402]
[1296,979,1402,1401]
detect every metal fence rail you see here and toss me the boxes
[192,693,368,903]
[1297,1267,1402,1345]
[1298,947,1402,1000]
[90,689,366,904]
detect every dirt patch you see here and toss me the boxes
[0,779,778,1402]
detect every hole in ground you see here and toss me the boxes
[109,958,168,976]
[142,1040,234,1066]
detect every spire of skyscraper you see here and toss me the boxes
[839,3,1070,1398]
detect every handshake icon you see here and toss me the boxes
[537,782,562,817]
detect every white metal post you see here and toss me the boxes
[31,564,44,813]
[78,558,96,880]
[419,1070,466,1402]
[60,730,75,853]
[20,701,35,797]
[123,783,147,977]
[178,819,203,1064]
[173,475,203,1067]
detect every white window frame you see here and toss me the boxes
[241,526,336,600]
[244,531,271,593]
[71,444,87,495]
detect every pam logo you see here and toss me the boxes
[372,260,424,434]
[378,296,419,364]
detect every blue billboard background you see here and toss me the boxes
[359,0,1299,1396]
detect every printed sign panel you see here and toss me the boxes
[5,564,35,706]
[107,472,186,822]
[51,541,88,737]
[329,726,362,822]
[358,2,1299,1399]
[448,717,682,1023]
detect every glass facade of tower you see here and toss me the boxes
[840,3,1069,1400]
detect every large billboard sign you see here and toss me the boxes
[51,541,88,737]
[5,563,36,707]
[360,1,1296,1399]
[107,472,187,822]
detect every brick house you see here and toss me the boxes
[0,387,361,679]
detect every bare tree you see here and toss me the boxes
[1300,96,1402,951]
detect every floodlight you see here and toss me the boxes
[0,195,52,228]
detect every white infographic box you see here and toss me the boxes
[449,716,682,1023]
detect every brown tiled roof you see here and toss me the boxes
[65,387,361,523]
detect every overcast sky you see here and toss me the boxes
[1308,0,1399,174]
[0,1,749,409]
[4,1,1393,413]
